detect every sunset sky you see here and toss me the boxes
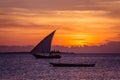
[0,0,120,47]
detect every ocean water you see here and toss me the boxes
[0,53,120,80]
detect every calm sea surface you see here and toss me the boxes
[0,53,120,80]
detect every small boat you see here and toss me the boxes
[50,62,95,67]
[31,30,61,59]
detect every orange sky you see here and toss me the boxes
[0,0,120,47]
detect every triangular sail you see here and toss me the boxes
[31,30,56,54]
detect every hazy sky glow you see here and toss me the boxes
[0,0,120,47]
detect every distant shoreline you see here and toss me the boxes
[0,52,120,57]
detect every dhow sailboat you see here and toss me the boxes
[31,30,61,58]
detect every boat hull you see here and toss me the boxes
[50,63,95,67]
[33,54,61,59]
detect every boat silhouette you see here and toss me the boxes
[50,62,95,67]
[31,30,61,59]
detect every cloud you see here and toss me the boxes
[0,0,120,47]
[0,0,120,25]
[0,5,118,29]
[0,0,120,18]
[0,17,56,30]
[52,41,120,53]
